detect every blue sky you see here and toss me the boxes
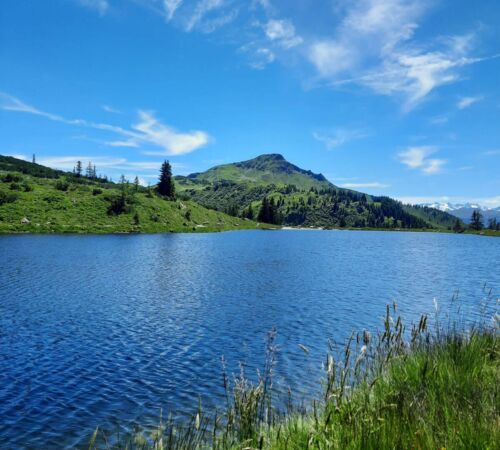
[1,0,499,206]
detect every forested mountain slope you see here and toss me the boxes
[176,154,460,229]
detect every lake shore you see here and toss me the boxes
[88,308,499,449]
[1,225,499,236]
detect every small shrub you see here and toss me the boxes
[133,212,140,225]
[9,182,21,191]
[43,195,59,204]
[150,213,159,222]
[1,173,22,183]
[22,183,33,192]
[55,180,69,191]
[92,188,103,196]
[0,190,17,205]
[185,210,192,221]
[107,194,131,215]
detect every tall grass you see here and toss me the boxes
[89,301,499,450]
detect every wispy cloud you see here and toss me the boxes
[111,110,210,155]
[340,182,389,189]
[11,154,187,179]
[1,93,210,155]
[242,46,276,69]
[398,146,446,175]
[0,92,87,125]
[482,149,500,156]
[430,115,448,125]
[264,19,303,49]
[101,104,122,114]
[457,95,483,109]
[306,0,492,110]
[77,0,109,16]
[313,128,368,150]
[164,0,183,21]
[184,0,238,33]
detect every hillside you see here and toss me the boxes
[177,154,460,230]
[185,154,332,190]
[0,156,265,234]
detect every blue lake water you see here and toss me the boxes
[0,230,499,448]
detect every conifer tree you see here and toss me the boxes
[470,210,484,231]
[157,161,175,198]
[75,161,83,177]
[86,161,93,178]
[134,176,140,192]
[246,204,254,220]
[453,218,463,233]
[258,197,271,223]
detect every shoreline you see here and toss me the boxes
[1,226,498,237]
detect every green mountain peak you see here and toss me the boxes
[185,153,331,190]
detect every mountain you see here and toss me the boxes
[0,155,265,233]
[186,154,332,190]
[421,202,500,224]
[177,154,460,230]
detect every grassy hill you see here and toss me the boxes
[0,156,266,234]
[185,153,332,190]
[176,154,461,230]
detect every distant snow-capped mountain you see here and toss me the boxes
[420,203,500,223]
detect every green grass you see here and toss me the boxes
[88,303,499,449]
[181,154,332,191]
[0,173,268,234]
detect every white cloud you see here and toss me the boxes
[264,19,303,49]
[1,93,210,156]
[309,41,354,77]
[122,110,210,155]
[249,47,276,69]
[340,182,389,189]
[78,0,109,16]
[164,0,183,21]
[101,104,122,114]
[421,157,446,174]
[11,154,186,177]
[457,95,483,109]
[306,0,490,110]
[0,92,86,125]
[397,146,446,175]
[430,115,448,125]
[185,0,236,32]
[313,128,367,150]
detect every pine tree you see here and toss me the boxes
[86,161,93,178]
[246,204,254,220]
[453,219,463,233]
[134,176,140,192]
[157,161,175,199]
[75,161,83,177]
[258,197,271,223]
[257,197,280,224]
[469,210,484,231]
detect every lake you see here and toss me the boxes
[0,230,498,448]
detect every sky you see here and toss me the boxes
[1,0,499,207]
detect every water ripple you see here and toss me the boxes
[0,231,498,449]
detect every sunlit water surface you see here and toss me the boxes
[0,231,498,448]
